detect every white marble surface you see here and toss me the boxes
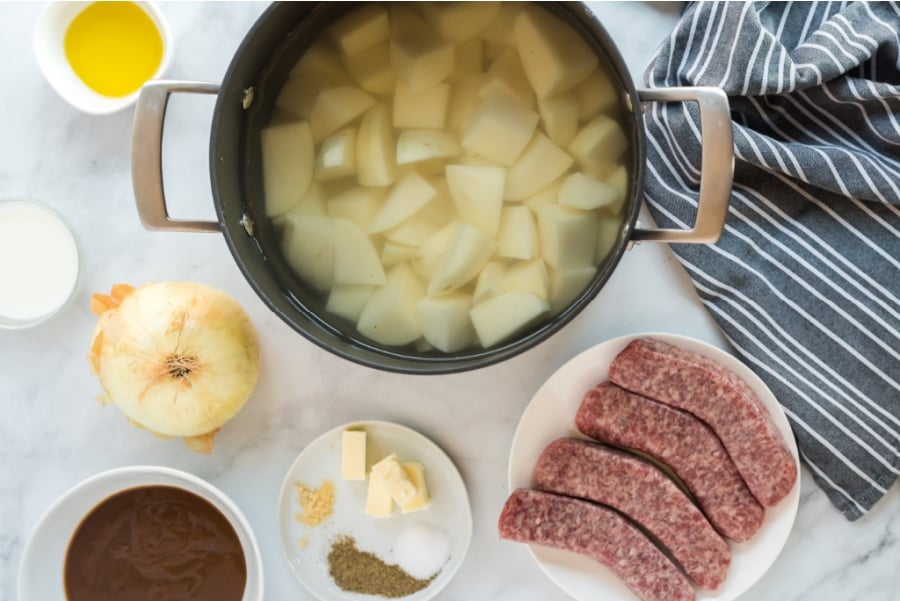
[1,2,897,601]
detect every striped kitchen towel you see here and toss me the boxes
[642,1,900,520]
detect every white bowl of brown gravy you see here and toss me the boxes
[18,466,263,601]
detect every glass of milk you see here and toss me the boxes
[0,199,80,329]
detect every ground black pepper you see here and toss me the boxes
[327,536,435,598]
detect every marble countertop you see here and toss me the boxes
[1,2,897,601]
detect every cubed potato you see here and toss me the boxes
[290,39,352,81]
[381,242,418,266]
[396,129,461,166]
[386,215,439,247]
[568,115,628,176]
[316,128,357,180]
[327,186,384,229]
[575,69,618,121]
[420,2,500,42]
[276,71,343,120]
[445,164,505,237]
[497,205,538,260]
[604,165,628,215]
[367,171,436,233]
[595,212,622,264]
[447,74,484,134]
[461,91,539,166]
[513,5,598,97]
[328,3,389,56]
[523,180,562,214]
[480,1,523,46]
[285,181,327,217]
[479,48,534,108]
[473,261,507,303]
[416,293,476,352]
[262,121,314,217]
[344,42,395,95]
[281,214,334,291]
[356,103,396,187]
[309,86,377,142]
[449,37,483,82]
[420,176,458,223]
[505,132,574,201]
[393,83,451,129]
[357,264,426,346]
[538,204,598,271]
[537,92,579,148]
[558,172,618,210]
[389,7,455,93]
[397,158,446,178]
[470,291,549,347]
[326,285,375,322]
[428,223,496,296]
[549,266,596,313]
[501,259,549,300]
[332,218,386,286]
[413,223,456,279]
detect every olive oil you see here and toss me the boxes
[64,2,163,98]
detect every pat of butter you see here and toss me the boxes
[365,469,393,518]
[341,430,367,481]
[400,462,431,513]
[371,453,417,506]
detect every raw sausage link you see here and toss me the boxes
[535,438,730,590]
[498,488,695,601]
[576,382,763,542]
[608,338,797,506]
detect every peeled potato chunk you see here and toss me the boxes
[513,5,598,97]
[396,129,461,166]
[537,92,579,148]
[538,204,598,272]
[357,264,425,346]
[470,291,549,347]
[281,214,334,291]
[416,293,476,352]
[262,121,314,217]
[385,215,439,247]
[445,164,505,237]
[332,218,386,286]
[449,37,483,82]
[276,71,343,120]
[497,205,538,260]
[367,171,437,233]
[501,258,549,301]
[420,2,500,43]
[290,39,352,81]
[568,115,628,177]
[461,90,539,166]
[316,128,357,181]
[473,261,507,303]
[479,48,534,108]
[480,1,523,46]
[414,223,456,280]
[558,172,619,211]
[389,7,454,94]
[328,3,390,56]
[394,83,451,130]
[344,42,395,95]
[381,242,418,266]
[327,186,384,229]
[605,165,629,215]
[595,212,622,264]
[505,132,574,201]
[575,69,618,121]
[309,86,377,142]
[428,223,496,296]
[327,285,375,322]
[356,103,396,187]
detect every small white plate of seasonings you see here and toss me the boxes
[277,420,473,601]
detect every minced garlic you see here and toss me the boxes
[294,480,335,526]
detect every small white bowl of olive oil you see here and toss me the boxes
[33,1,173,115]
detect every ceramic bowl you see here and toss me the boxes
[18,465,264,601]
[33,1,174,114]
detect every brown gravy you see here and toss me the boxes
[64,485,247,601]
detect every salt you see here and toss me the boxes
[394,523,451,581]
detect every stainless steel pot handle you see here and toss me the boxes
[131,80,222,233]
[632,86,733,244]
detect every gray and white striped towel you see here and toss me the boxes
[643,1,900,520]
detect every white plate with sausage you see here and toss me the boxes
[506,332,800,601]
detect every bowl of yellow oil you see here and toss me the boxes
[34,1,173,115]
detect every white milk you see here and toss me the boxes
[0,200,79,326]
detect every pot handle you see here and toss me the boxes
[632,86,733,244]
[131,80,222,233]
